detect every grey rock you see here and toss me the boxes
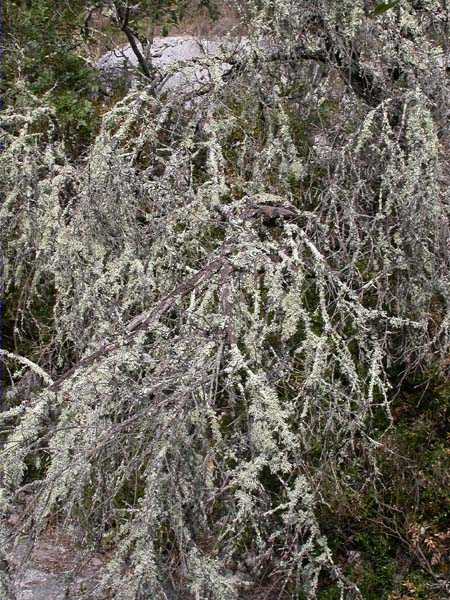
[14,568,67,600]
[8,538,104,600]
[96,35,249,95]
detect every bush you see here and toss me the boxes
[1,1,449,598]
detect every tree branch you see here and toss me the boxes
[113,0,152,79]
[0,350,54,387]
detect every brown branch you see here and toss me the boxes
[220,261,237,346]
[113,1,152,79]
[241,203,297,223]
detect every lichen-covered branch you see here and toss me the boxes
[0,1,448,598]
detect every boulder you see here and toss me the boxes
[96,35,248,95]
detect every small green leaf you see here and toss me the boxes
[372,0,400,16]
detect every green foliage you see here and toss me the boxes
[4,0,100,153]
[371,1,401,17]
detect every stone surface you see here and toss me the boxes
[14,568,67,600]
[96,35,248,94]
[8,534,105,600]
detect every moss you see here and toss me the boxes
[22,452,50,485]
[317,585,343,600]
